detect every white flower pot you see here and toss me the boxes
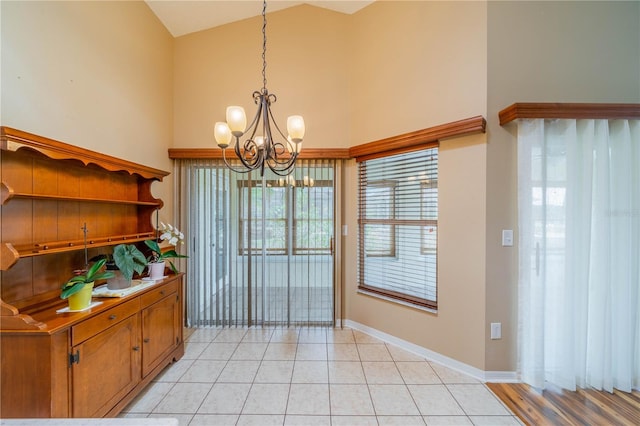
[148,261,166,280]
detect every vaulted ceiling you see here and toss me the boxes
[145,0,375,37]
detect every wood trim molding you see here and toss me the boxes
[348,116,486,161]
[1,127,169,180]
[499,103,640,126]
[168,147,351,160]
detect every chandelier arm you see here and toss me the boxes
[266,103,297,154]
[221,148,257,174]
[266,155,298,176]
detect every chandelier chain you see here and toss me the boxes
[261,0,267,92]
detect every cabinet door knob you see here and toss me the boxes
[160,290,165,296]
[133,346,140,351]
[144,338,150,343]
[109,314,117,320]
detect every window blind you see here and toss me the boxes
[357,147,438,310]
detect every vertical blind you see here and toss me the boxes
[174,158,337,327]
[357,147,438,310]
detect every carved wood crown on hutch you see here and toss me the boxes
[1,126,170,330]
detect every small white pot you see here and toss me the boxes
[148,261,166,280]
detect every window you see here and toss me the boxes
[357,147,438,310]
[239,177,334,255]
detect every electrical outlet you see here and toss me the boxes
[491,322,502,340]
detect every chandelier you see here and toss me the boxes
[214,0,305,176]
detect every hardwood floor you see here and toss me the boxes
[487,382,640,426]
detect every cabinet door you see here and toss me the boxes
[71,314,140,418]
[141,294,179,377]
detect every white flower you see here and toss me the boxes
[158,223,184,245]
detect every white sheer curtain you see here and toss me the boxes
[517,118,640,393]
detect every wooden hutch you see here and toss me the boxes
[0,127,184,418]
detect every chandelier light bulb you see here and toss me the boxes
[255,135,265,148]
[287,115,305,143]
[226,106,247,136]
[214,122,232,148]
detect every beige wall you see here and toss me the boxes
[0,0,175,220]
[173,4,351,150]
[485,0,640,371]
[345,1,489,370]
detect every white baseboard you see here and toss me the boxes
[343,319,519,383]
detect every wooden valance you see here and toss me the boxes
[349,116,486,162]
[499,103,640,126]
[168,147,351,160]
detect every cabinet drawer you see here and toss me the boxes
[72,298,140,345]
[140,280,177,309]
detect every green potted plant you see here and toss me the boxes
[60,258,115,310]
[111,243,147,288]
[145,222,188,279]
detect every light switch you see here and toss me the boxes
[502,229,513,247]
[491,322,502,340]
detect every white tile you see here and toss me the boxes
[326,328,355,344]
[242,328,274,342]
[287,384,330,415]
[263,343,298,360]
[378,416,427,425]
[327,344,360,361]
[386,344,427,362]
[185,327,220,343]
[298,328,327,343]
[270,328,299,343]
[292,360,328,383]
[217,360,261,383]
[231,342,268,360]
[447,384,510,416]
[353,331,383,344]
[236,414,285,425]
[153,382,212,414]
[357,344,393,361]
[182,343,208,360]
[255,360,295,383]
[213,328,248,342]
[285,415,331,425]
[423,415,473,425]
[468,416,522,425]
[154,359,194,382]
[329,384,375,415]
[189,414,239,426]
[179,360,226,383]
[242,383,290,414]
[362,361,404,384]
[198,383,251,414]
[296,343,328,361]
[198,342,238,360]
[331,415,378,425]
[328,361,366,384]
[124,382,174,413]
[397,362,442,384]
[430,363,479,384]
[408,385,465,416]
[369,384,420,415]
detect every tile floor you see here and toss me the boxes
[120,327,522,426]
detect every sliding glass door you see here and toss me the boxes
[177,158,336,327]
